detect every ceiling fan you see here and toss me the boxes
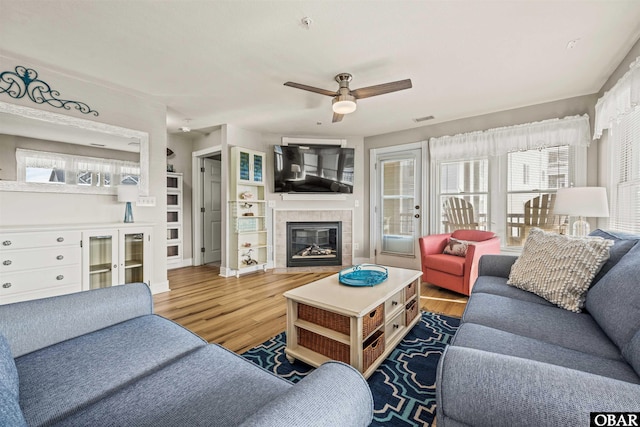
[284,73,412,123]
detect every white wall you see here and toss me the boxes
[0,54,169,293]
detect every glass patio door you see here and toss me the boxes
[375,148,422,269]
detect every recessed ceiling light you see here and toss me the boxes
[413,115,435,123]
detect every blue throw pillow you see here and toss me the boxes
[586,242,640,352]
[0,333,19,400]
[588,229,639,286]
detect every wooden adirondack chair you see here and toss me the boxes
[508,193,568,245]
[442,197,481,233]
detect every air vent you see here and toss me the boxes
[413,115,435,123]
[89,143,106,147]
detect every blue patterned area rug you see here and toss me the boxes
[241,311,460,426]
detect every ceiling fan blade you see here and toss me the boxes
[332,112,344,123]
[284,82,337,97]
[351,79,412,99]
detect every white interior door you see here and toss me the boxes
[203,158,221,264]
[374,148,422,269]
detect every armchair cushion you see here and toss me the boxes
[425,254,466,276]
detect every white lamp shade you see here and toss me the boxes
[554,187,609,217]
[291,164,301,173]
[117,185,139,203]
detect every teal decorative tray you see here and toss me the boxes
[339,264,388,287]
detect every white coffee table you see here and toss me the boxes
[284,266,422,378]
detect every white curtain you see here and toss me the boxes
[594,56,640,139]
[429,114,591,161]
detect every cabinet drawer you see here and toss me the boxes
[385,310,406,344]
[0,284,81,305]
[0,231,81,250]
[0,266,81,296]
[0,246,81,272]
[384,289,404,316]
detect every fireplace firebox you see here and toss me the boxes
[286,221,342,267]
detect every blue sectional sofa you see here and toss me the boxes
[0,283,373,426]
[436,229,640,426]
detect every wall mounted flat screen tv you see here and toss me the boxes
[274,145,354,193]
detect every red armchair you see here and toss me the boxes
[418,229,500,296]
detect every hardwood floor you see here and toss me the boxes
[154,265,468,354]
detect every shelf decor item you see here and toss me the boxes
[339,264,388,287]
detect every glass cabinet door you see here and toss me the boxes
[86,233,118,290]
[122,232,144,284]
[252,152,263,183]
[236,149,265,184]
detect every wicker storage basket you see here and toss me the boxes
[362,304,384,338]
[363,330,385,371]
[405,280,417,300]
[405,299,419,324]
[298,304,350,335]
[297,328,350,363]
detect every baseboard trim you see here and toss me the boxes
[168,258,193,270]
[150,280,170,294]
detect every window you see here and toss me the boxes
[17,149,140,191]
[429,115,588,247]
[609,108,640,233]
[506,146,571,246]
[437,159,489,233]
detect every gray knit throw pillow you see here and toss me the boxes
[507,228,613,312]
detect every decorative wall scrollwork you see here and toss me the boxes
[0,66,99,116]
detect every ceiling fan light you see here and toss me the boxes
[332,97,357,114]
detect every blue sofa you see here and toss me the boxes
[0,283,373,426]
[436,229,640,426]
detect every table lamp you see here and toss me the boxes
[117,185,139,223]
[554,187,609,236]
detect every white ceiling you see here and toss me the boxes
[1,0,640,138]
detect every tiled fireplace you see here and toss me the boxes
[274,209,353,270]
[286,221,342,267]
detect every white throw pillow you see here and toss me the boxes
[507,228,613,312]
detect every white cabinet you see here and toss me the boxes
[82,227,152,290]
[229,146,268,277]
[0,230,82,305]
[0,224,153,305]
[166,173,184,269]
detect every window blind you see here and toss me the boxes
[610,107,640,233]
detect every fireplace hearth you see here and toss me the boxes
[287,221,342,267]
